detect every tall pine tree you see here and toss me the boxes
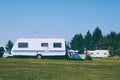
[6,40,14,50]
[84,30,92,50]
[71,33,84,53]
[92,27,102,49]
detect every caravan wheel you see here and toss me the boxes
[37,55,42,59]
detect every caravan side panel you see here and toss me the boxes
[11,38,66,57]
[87,50,109,58]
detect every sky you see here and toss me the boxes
[0,0,120,45]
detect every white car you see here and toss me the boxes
[68,50,86,60]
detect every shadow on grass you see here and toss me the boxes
[3,56,84,61]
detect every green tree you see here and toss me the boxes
[116,33,120,55]
[70,33,84,53]
[84,30,92,50]
[92,27,103,49]
[106,32,117,49]
[105,31,119,56]
[97,36,109,49]
[0,47,4,57]
[108,46,114,56]
[6,40,14,50]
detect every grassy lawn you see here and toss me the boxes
[0,58,120,80]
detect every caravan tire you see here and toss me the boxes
[37,55,42,59]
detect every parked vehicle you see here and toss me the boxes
[68,50,86,60]
[86,50,109,58]
[3,37,66,58]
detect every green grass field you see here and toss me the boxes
[0,58,120,80]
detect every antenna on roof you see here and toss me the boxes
[34,31,40,38]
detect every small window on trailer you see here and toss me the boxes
[53,43,62,48]
[104,53,107,55]
[18,42,28,48]
[91,53,93,55]
[41,43,48,47]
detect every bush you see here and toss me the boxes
[0,52,2,57]
[0,47,4,58]
[85,54,92,61]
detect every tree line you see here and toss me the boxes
[70,27,120,56]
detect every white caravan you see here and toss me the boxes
[86,50,109,58]
[4,38,66,58]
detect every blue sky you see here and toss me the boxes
[0,0,120,45]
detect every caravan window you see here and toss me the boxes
[18,43,28,48]
[53,43,62,48]
[91,53,93,55]
[104,53,107,55]
[41,43,48,47]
